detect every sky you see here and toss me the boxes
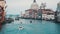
[5,0,60,15]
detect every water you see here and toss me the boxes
[0,19,60,34]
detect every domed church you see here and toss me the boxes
[22,0,43,19]
[31,0,39,10]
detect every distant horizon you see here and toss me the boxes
[6,0,60,15]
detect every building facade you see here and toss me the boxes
[55,2,60,22]
[42,9,55,20]
[23,0,55,20]
[22,0,42,19]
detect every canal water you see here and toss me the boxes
[0,19,60,34]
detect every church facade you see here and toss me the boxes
[23,0,42,19]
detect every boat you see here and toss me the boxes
[30,20,32,23]
[19,26,24,30]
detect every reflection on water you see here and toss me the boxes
[0,19,60,34]
[55,24,60,34]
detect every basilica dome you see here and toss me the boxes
[31,0,39,10]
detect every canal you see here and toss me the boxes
[0,19,60,34]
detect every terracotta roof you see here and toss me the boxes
[25,9,33,11]
[41,9,52,11]
[41,9,54,14]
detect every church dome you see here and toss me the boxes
[31,0,39,10]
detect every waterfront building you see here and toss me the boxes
[25,9,41,19]
[22,14,25,18]
[0,0,6,23]
[37,9,42,19]
[40,3,55,20]
[23,0,42,19]
[55,2,60,22]
[23,0,55,20]
[25,9,33,18]
[42,9,55,20]
[30,0,39,19]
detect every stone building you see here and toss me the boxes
[23,0,42,19]
[42,9,55,20]
[55,2,60,22]
[23,0,55,20]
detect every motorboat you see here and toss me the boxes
[30,20,32,23]
[19,26,24,30]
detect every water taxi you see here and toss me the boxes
[19,26,24,30]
